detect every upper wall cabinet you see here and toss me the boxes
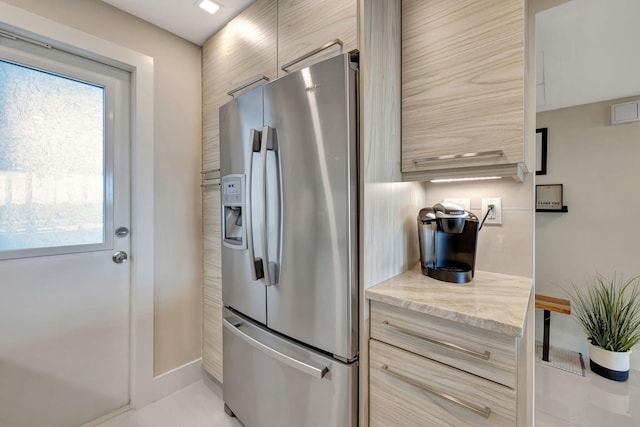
[201,0,277,384]
[402,0,527,181]
[277,0,358,75]
[202,27,229,173]
[202,0,277,172]
[226,0,278,90]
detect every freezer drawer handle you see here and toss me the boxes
[280,39,344,72]
[381,320,491,361]
[223,319,329,379]
[379,364,492,419]
[412,150,504,165]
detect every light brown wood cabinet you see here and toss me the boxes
[202,185,222,380]
[277,0,358,75]
[201,0,277,383]
[369,300,526,426]
[226,0,278,90]
[401,0,527,181]
[202,28,227,174]
[202,0,277,173]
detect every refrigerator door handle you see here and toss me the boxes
[246,128,264,281]
[260,125,280,286]
[223,318,329,379]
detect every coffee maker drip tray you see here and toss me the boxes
[423,265,473,284]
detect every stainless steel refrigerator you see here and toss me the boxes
[219,54,359,427]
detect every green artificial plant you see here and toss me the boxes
[568,273,640,352]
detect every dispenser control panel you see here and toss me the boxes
[222,175,243,205]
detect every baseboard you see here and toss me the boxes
[152,358,204,402]
[80,405,131,427]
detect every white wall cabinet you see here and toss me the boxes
[401,0,527,181]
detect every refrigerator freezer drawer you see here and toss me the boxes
[223,308,358,427]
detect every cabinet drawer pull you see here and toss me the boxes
[201,169,221,181]
[200,168,221,175]
[381,320,491,360]
[280,39,343,72]
[412,150,504,164]
[379,364,491,419]
[227,75,270,96]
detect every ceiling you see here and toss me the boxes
[101,0,255,46]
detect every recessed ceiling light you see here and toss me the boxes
[198,0,220,15]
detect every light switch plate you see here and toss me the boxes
[443,198,471,211]
[481,198,502,225]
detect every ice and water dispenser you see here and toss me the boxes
[221,174,246,249]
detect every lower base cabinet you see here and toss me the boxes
[203,185,222,382]
[368,300,523,426]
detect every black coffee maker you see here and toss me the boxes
[417,202,479,283]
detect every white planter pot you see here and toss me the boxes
[589,343,631,382]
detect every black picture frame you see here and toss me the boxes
[536,128,548,175]
[536,184,567,212]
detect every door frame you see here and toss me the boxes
[0,2,156,408]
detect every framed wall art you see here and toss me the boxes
[536,184,567,212]
[536,128,547,175]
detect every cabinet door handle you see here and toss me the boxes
[381,320,491,360]
[379,364,491,419]
[412,150,504,165]
[280,39,343,72]
[227,75,270,97]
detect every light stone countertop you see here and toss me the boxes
[366,266,533,337]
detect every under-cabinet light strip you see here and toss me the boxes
[430,176,503,183]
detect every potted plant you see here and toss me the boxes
[568,273,640,381]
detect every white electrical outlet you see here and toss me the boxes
[443,198,471,211]
[481,198,502,225]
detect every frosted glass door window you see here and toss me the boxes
[0,59,107,254]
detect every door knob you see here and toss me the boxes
[112,251,128,264]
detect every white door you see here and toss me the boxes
[0,33,131,426]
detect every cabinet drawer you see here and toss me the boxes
[370,339,516,427]
[370,301,517,388]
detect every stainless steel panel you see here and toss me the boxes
[223,308,357,427]
[220,87,267,324]
[263,54,359,360]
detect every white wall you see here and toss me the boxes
[535,95,640,367]
[536,0,640,112]
[1,0,203,376]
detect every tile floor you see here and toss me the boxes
[97,365,640,426]
[536,364,640,426]
[98,375,241,427]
